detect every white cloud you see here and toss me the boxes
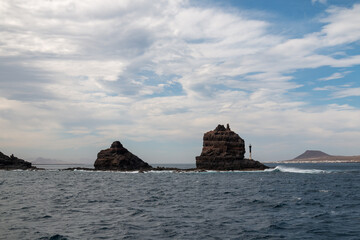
[0,1,360,162]
[331,87,360,99]
[312,0,327,5]
[31,60,125,83]
[318,71,351,81]
[313,84,360,99]
[321,4,360,46]
[313,86,336,91]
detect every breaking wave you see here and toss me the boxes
[265,165,330,174]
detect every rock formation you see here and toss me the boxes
[0,151,34,170]
[94,141,152,171]
[196,124,268,170]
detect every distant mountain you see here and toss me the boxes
[30,157,72,165]
[279,150,360,163]
[294,150,331,159]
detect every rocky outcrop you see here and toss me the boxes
[196,124,268,170]
[94,141,152,171]
[0,151,34,170]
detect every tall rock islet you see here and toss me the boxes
[94,141,152,171]
[196,124,268,170]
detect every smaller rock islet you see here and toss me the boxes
[94,141,152,171]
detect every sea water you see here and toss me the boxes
[0,163,360,239]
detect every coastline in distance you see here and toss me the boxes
[274,150,360,163]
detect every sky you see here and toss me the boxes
[1,0,360,164]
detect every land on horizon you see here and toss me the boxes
[274,150,360,163]
[29,149,360,166]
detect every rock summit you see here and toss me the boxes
[94,141,152,171]
[196,124,268,170]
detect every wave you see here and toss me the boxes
[72,169,267,174]
[13,166,331,174]
[265,165,330,174]
[73,169,141,173]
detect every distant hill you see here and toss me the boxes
[30,157,73,165]
[280,150,360,163]
[294,150,330,159]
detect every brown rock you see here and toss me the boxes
[94,141,152,171]
[196,124,268,170]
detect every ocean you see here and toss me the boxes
[1,163,360,239]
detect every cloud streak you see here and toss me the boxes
[318,71,351,81]
[312,0,327,4]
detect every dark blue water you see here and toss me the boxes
[1,163,360,239]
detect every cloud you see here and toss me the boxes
[331,87,360,99]
[262,4,360,70]
[0,1,360,162]
[31,60,126,82]
[313,86,337,91]
[314,84,360,99]
[312,0,327,5]
[318,71,351,81]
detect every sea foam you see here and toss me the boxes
[265,165,330,174]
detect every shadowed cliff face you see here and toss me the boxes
[196,124,268,170]
[94,141,152,171]
[0,151,33,170]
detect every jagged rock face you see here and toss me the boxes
[0,151,33,170]
[94,141,152,171]
[196,124,268,170]
[201,124,246,158]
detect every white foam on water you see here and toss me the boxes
[111,170,140,174]
[70,169,140,173]
[265,165,330,174]
[146,170,175,173]
[43,166,332,174]
[72,169,100,173]
[230,170,267,173]
[192,170,268,174]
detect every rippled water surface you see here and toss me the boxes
[1,163,360,239]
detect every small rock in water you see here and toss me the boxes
[94,141,152,171]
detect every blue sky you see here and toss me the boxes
[0,0,360,164]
